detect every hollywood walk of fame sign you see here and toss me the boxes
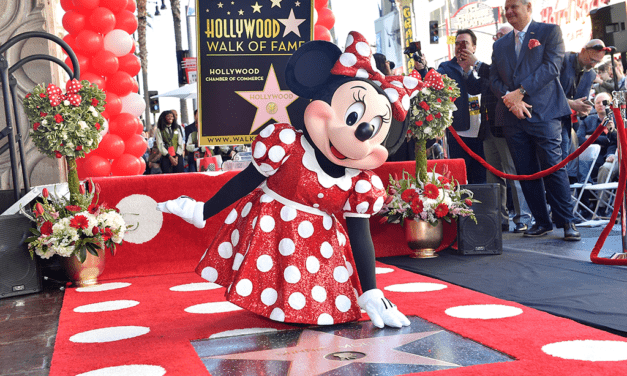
[196,0,313,146]
[192,316,514,375]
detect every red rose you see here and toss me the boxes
[25,93,31,99]
[70,215,89,230]
[435,203,449,218]
[423,183,439,199]
[435,113,442,119]
[448,86,452,90]
[419,101,430,111]
[102,228,113,241]
[54,151,62,158]
[91,98,99,106]
[426,114,434,122]
[415,120,423,126]
[94,123,101,130]
[33,122,40,131]
[92,226,100,235]
[465,198,473,206]
[40,112,47,117]
[40,221,53,236]
[42,188,49,198]
[54,114,63,123]
[437,98,442,103]
[39,93,46,98]
[76,145,83,151]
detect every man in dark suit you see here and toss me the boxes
[490,0,580,240]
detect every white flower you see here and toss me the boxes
[42,119,47,125]
[78,121,88,129]
[424,127,432,134]
[64,100,70,106]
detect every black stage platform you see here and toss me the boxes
[380,226,627,336]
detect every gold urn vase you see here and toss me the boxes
[62,247,106,287]
[404,219,443,258]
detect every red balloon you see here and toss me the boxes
[125,0,136,12]
[91,50,119,76]
[314,25,331,42]
[75,30,104,55]
[130,77,139,94]
[100,0,128,13]
[317,7,335,30]
[73,0,100,10]
[109,113,139,140]
[111,154,141,176]
[124,134,147,158]
[62,10,86,35]
[115,10,138,34]
[117,53,141,76]
[88,7,116,34]
[62,34,77,56]
[64,53,90,74]
[138,156,146,174]
[83,155,112,177]
[97,133,125,159]
[81,71,106,90]
[136,121,145,134]
[61,0,76,11]
[102,92,122,118]
[315,0,329,10]
[106,71,135,97]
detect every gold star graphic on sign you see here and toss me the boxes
[271,0,282,7]
[238,9,244,15]
[217,2,223,8]
[235,65,298,134]
[278,8,305,37]
[251,2,262,13]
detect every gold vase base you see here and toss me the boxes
[409,248,438,259]
[71,278,99,288]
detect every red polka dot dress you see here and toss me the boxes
[195,123,386,326]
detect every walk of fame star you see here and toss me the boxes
[278,8,306,37]
[235,65,298,134]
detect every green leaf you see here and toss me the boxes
[78,247,87,263]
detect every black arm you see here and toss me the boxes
[345,216,377,292]
[202,163,266,219]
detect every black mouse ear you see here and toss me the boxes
[384,116,410,156]
[285,40,342,99]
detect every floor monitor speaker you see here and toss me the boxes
[590,2,627,53]
[457,184,502,255]
[0,214,42,298]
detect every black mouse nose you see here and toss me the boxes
[355,122,374,142]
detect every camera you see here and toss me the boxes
[404,41,424,65]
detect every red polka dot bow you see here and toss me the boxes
[330,31,421,122]
[45,80,83,107]
[423,70,444,90]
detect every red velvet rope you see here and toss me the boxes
[446,111,627,264]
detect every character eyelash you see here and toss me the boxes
[352,89,366,104]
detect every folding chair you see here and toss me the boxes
[581,155,619,220]
[570,144,601,221]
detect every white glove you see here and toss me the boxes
[358,289,410,329]
[156,196,206,229]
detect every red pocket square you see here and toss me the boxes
[528,39,541,49]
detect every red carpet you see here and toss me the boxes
[50,263,627,375]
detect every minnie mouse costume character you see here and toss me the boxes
[158,32,421,328]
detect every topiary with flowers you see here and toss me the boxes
[378,69,477,227]
[22,79,106,205]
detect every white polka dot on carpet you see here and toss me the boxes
[184,301,243,314]
[76,282,131,292]
[445,304,523,319]
[542,340,627,361]
[74,300,139,313]
[76,365,166,376]
[169,282,222,291]
[210,328,278,339]
[385,282,447,293]
[375,267,394,274]
[70,326,150,343]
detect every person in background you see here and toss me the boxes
[185,109,199,172]
[373,53,394,76]
[490,0,580,241]
[155,110,185,173]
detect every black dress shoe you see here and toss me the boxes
[563,222,581,241]
[523,224,553,237]
[513,223,528,233]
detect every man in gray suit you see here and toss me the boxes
[490,0,580,241]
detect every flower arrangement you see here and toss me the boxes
[22,182,126,262]
[379,169,477,226]
[22,79,106,205]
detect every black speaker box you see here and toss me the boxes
[457,184,502,255]
[590,2,627,53]
[0,214,42,298]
